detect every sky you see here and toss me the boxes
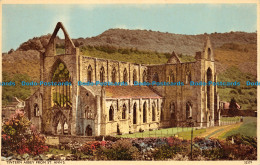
[2,4,257,52]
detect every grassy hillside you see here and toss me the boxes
[215,43,257,110]
[2,41,256,110]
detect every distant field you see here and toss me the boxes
[220,116,241,122]
[117,127,193,138]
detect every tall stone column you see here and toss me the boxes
[96,95,101,136]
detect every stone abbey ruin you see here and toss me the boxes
[24,22,220,136]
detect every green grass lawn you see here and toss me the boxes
[117,127,193,138]
[177,128,206,140]
[221,117,257,138]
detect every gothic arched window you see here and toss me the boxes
[34,104,40,117]
[170,70,174,82]
[185,71,191,84]
[152,102,156,121]
[123,68,128,83]
[87,65,92,82]
[143,70,147,82]
[122,104,126,119]
[133,103,137,124]
[143,102,147,123]
[100,67,105,82]
[186,102,192,119]
[109,105,114,121]
[111,67,116,83]
[133,69,137,83]
[153,73,159,82]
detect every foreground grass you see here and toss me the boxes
[221,117,257,138]
[46,148,72,155]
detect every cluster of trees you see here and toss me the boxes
[80,44,171,57]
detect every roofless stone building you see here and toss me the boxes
[24,22,220,136]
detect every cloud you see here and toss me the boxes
[114,24,128,29]
[133,26,145,30]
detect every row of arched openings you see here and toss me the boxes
[88,67,195,84]
[108,102,157,124]
[169,101,193,120]
[87,65,147,83]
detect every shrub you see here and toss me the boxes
[96,139,140,160]
[152,145,176,160]
[226,134,257,148]
[2,109,48,156]
[95,135,120,142]
[79,141,102,155]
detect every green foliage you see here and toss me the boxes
[220,116,241,122]
[152,145,177,160]
[2,72,32,106]
[202,148,224,160]
[80,45,194,64]
[96,139,140,160]
[178,54,196,62]
[81,45,169,64]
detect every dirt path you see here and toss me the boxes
[198,122,242,139]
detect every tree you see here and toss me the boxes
[229,98,239,116]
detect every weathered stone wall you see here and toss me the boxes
[24,89,42,131]
[103,98,161,135]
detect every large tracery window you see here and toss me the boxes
[52,62,72,108]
